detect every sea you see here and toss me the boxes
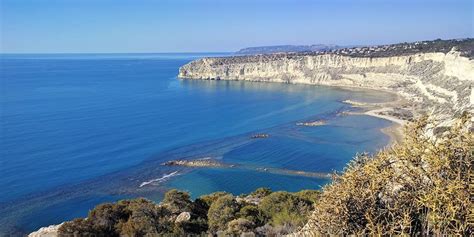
[0,53,395,235]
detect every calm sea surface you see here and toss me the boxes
[0,53,395,235]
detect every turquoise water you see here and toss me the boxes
[0,53,394,235]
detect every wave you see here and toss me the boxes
[139,171,179,188]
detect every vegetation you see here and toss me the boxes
[224,38,474,64]
[58,116,472,236]
[58,188,319,236]
[300,114,473,236]
[328,38,474,58]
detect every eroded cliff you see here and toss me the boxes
[179,50,474,128]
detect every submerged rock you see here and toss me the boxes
[250,134,269,139]
[162,158,229,168]
[296,120,326,126]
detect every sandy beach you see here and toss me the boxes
[342,97,408,145]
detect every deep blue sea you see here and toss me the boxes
[0,53,395,235]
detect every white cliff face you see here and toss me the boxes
[179,51,474,125]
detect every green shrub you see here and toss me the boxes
[58,186,319,236]
[59,198,163,237]
[116,200,171,236]
[294,190,321,204]
[59,218,102,237]
[207,194,240,232]
[193,191,229,219]
[172,217,208,236]
[161,189,193,214]
[249,187,272,198]
[238,205,265,226]
[196,191,228,207]
[226,218,256,235]
[259,192,313,227]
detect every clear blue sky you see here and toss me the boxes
[0,0,472,53]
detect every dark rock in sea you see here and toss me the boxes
[251,134,269,139]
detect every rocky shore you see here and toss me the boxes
[28,224,61,237]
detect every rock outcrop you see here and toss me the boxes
[175,212,191,223]
[179,50,474,129]
[28,224,62,237]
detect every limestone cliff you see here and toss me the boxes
[179,50,474,128]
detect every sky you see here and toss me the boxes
[0,0,472,53]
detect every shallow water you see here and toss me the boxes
[0,53,395,235]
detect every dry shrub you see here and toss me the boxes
[305,115,472,236]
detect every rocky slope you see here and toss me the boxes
[179,49,474,130]
[28,224,61,237]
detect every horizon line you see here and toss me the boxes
[0,52,234,55]
[1,37,472,55]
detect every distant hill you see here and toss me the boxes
[236,44,344,54]
[236,39,474,58]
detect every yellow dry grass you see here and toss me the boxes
[303,114,473,236]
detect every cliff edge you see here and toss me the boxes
[179,40,474,130]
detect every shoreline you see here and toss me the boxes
[365,108,406,145]
[182,77,410,145]
[380,123,404,145]
[344,109,405,145]
[342,96,408,145]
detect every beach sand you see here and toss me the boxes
[380,123,404,145]
[343,95,408,145]
[364,108,406,145]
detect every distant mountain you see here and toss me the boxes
[236,44,344,55]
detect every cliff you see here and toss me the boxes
[179,50,474,129]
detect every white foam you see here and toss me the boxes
[139,171,179,188]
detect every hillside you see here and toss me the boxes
[236,39,473,58]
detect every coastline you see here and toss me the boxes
[365,108,406,145]
[341,96,408,145]
[181,76,410,145]
[380,123,404,145]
